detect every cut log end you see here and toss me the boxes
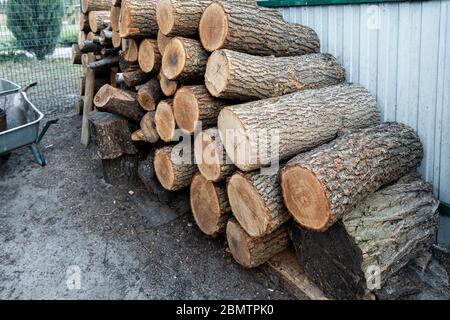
[281,166,333,232]
[227,173,269,237]
[112,31,122,48]
[226,219,253,268]
[157,30,171,55]
[154,149,175,190]
[190,174,225,237]
[194,131,222,182]
[156,0,175,36]
[162,38,186,80]
[155,100,176,142]
[119,5,132,38]
[205,50,228,97]
[173,86,200,134]
[199,2,228,52]
[93,84,113,107]
[140,112,160,143]
[159,71,178,96]
[138,39,159,73]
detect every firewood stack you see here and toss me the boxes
[74,0,441,299]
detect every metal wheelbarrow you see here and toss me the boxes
[0,79,58,166]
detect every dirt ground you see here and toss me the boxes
[0,110,292,300]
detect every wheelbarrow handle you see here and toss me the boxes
[22,82,38,93]
[37,119,59,144]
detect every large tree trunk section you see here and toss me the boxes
[174,85,230,134]
[194,127,235,182]
[205,50,345,101]
[82,0,111,13]
[110,5,121,32]
[94,84,145,122]
[72,44,82,64]
[228,170,289,238]
[226,219,290,268]
[157,30,171,55]
[154,144,198,191]
[218,83,381,172]
[119,0,158,38]
[161,37,208,82]
[138,39,162,73]
[156,0,211,37]
[122,39,139,62]
[112,31,122,48]
[199,1,319,56]
[190,173,231,237]
[89,11,111,33]
[159,71,179,96]
[155,99,176,143]
[281,123,424,232]
[102,155,139,186]
[136,78,164,111]
[290,173,439,299]
[140,111,160,143]
[80,13,90,31]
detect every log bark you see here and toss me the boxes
[155,99,176,142]
[228,170,289,238]
[281,122,424,232]
[206,50,345,100]
[226,218,290,268]
[100,29,113,46]
[159,70,179,96]
[290,173,439,299]
[218,83,381,171]
[194,127,235,182]
[80,13,90,31]
[102,155,139,185]
[78,75,109,96]
[157,30,171,55]
[88,55,120,69]
[161,37,208,81]
[174,85,230,134]
[110,5,121,32]
[136,78,164,111]
[82,0,111,13]
[190,173,231,237]
[138,39,162,73]
[123,68,152,87]
[71,44,82,64]
[80,40,103,53]
[140,111,160,143]
[94,84,145,122]
[119,0,158,38]
[89,11,111,33]
[154,143,198,191]
[199,1,319,56]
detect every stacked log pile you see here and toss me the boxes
[75,0,440,299]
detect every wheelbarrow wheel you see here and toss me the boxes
[0,153,11,166]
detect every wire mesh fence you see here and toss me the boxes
[0,0,82,114]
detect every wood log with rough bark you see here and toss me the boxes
[82,0,111,13]
[159,70,179,96]
[194,127,235,182]
[72,44,82,64]
[190,173,232,237]
[80,40,103,53]
[123,68,152,87]
[227,218,290,268]
[154,143,198,191]
[157,30,171,55]
[88,55,120,69]
[119,0,158,38]
[174,85,230,134]
[281,122,424,232]
[100,29,113,46]
[199,1,319,56]
[228,170,289,238]
[290,173,439,299]
[218,83,381,171]
[205,50,346,100]
[80,13,90,31]
[110,5,121,32]
[155,99,176,142]
[140,111,160,143]
[94,84,145,122]
[136,78,164,111]
[89,11,111,33]
[112,31,122,48]
[138,39,162,73]
[122,39,139,62]
[78,75,109,96]
[161,37,208,81]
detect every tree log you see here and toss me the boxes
[218,83,381,171]
[88,55,120,69]
[159,70,179,96]
[194,127,235,182]
[136,78,164,111]
[112,31,122,48]
[138,39,162,73]
[174,85,230,134]
[80,13,90,31]
[290,173,439,299]
[226,218,289,268]
[140,111,160,143]
[122,38,139,62]
[154,143,198,191]
[119,0,158,38]
[190,173,231,237]
[123,68,152,87]
[82,0,111,13]
[199,1,319,56]
[80,40,103,53]
[161,37,208,81]
[102,155,139,186]
[89,11,111,33]
[155,99,176,142]
[72,44,82,64]
[78,75,109,96]
[94,84,145,122]
[100,29,113,46]
[228,170,289,238]
[110,5,121,32]
[281,122,424,232]
[157,30,172,55]
[131,129,146,141]
[206,50,345,100]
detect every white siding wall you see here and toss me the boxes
[280,1,450,247]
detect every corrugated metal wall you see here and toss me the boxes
[280,1,450,248]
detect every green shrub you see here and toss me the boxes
[6,0,64,60]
